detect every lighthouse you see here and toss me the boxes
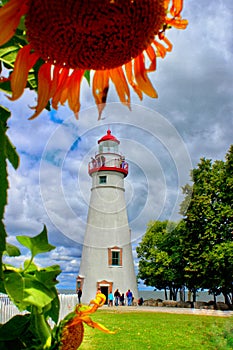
[77,129,138,304]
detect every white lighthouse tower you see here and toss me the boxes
[77,129,138,304]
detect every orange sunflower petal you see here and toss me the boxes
[67,69,84,118]
[166,17,188,29]
[158,29,173,52]
[81,315,115,334]
[134,54,158,98]
[0,17,20,46]
[9,45,38,101]
[0,0,28,45]
[145,45,157,72]
[153,40,167,58]
[50,65,60,97]
[170,0,183,17]
[74,292,106,317]
[92,70,110,119]
[164,0,170,11]
[29,62,53,119]
[59,74,73,106]
[51,68,69,109]
[89,292,106,308]
[125,61,143,100]
[59,86,69,106]
[162,36,173,52]
[109,67,131,108]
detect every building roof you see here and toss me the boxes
[98,129,120,144]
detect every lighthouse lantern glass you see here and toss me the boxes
[99,140,119,154]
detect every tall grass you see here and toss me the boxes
[79,310,233,349]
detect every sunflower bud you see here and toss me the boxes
[51,293,115,349]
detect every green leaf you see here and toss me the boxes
[44,288,60,324]
[0,106,11,253]
[3,243,21,256]
[0,314,30,341]
[0,277,6,294]
[84,70,90,85]
[0,339,24,349]
[0,80,11,94]
[30,308,52,348]
[5,136,19,170]
[0,0,10,6]
[0,48,19,67]
[27,71,38,90]
[23,277,55,309]
[23,260,37,273]
[4,270,55,311]
[0,222,7,256]
[17,225,55,259]
[36,265,61,287]
[3,271,26,310]
[0,46,19,59]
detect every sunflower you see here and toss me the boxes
[0,0,188,119]
[52,292,115,350]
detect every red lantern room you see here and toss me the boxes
[88,129,128,177]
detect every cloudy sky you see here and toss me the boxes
[1,1,232,291]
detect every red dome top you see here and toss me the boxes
[98,129,120,144]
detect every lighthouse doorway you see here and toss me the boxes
[97,280,113,305]
[100,286,108,304]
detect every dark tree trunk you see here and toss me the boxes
[169,288,178,301]
[223,292,232,307]
[192,290,196,303]
[213,293,217,309]
[169,288,173,300]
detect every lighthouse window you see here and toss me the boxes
[108,247,122,266]
[99,175,107,184]
[112,251,120,266]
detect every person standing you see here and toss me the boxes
[108,291,113,307]
[120,293,125,306]
[114,289,120,306]
[77,288,82,304]
[126,289,133,306]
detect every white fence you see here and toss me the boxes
[0,294,78,324]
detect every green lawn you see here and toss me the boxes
[79,309,233,350]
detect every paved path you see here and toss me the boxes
[104,305,233,317]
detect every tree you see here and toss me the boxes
[180,146,233,306]
[136,221,185,300]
